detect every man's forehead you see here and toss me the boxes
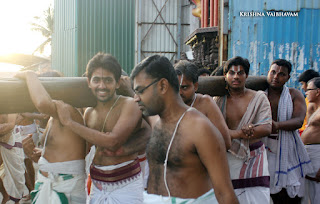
[177,74,192,84]
[133,71,153,86]
[92,68,114,77]
[307,81,315,87]
[270,64,288,74]
[229,65,244,71]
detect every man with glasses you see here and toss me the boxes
[131,55,238,204]
[301,77,320,203]
[298,69,320,134]
[265,59,313,204]
[54,53,151,204]
[214,56,272,204]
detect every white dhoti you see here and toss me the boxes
[143,189,217,204]
[138,153,149,189]
[303,144,320,204]
[31,157,86,204]
[0,131,27,202]
[89,159,143,204]
[228,141,270,204]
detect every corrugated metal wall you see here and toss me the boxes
[77,0,135,75]
[135,0,191,64]
[52,0,135,76]
[228,0,320,88]
[52,0,77,76]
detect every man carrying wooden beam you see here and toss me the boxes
[265,59,313,204]
[54,53,151,204]
[15,71,87,204]
[214,56,272,204]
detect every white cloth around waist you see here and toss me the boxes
[143,189,217,204]
[14,123,38,136]
[38,156,85,175]
[305,144,320,177]
[32,170,86,204]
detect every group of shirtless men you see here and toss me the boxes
[0,53,319,204]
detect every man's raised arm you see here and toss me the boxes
[55,98,143,152]
[15,71,58,119]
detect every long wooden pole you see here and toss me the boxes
[0,76,268,114]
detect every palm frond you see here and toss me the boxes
[30,5,54,55]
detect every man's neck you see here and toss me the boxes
[314,100,320,110]
[268,85,284,95]
[186,93,197,106]
[96,94,119,110]
[228,87,246,97]
[159,94,188,123]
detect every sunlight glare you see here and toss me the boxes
[0,0,53,57]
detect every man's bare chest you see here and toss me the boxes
[147,125,191,169]
[226,100,249,129]
[87,110,120,132]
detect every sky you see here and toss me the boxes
[0,0,53,72]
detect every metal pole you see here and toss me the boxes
[214,0,218,26]
[218,0,224,66]
[137,0,142,63]
[177,0,181,59]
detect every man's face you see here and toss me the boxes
[177,75,197,105]
[133,71,162,116]
[306,81,319,103]
[88,67,119,103]
[224,65,247,90]
[267,64,290,88]
[300,81,307,92]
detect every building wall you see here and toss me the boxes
[228,0,320,88]
[135,0,192,64]
[52,0,135,76]
[52,0,77,76]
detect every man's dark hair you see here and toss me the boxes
[130,55,179,93]
[223,56,250,75]
[271,59,292,74]
[308,77,320,89]
[86,53,122,82]
[174,60,199,83]
[197,68,211,77]
[298,69,319,83]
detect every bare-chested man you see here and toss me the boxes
[298,69,320,134]
[213,56,272,204]
[265,59,313,204]
[54,53,150,204]
[0,114,25,204]
[15,71,87,204]
[14,112,46,200]
[131,55,238,204]
[174,60,231,149]
[301,77,320,203]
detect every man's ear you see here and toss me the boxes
[159,78,169,94]
[194,82,199,92]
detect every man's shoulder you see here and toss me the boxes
[197,93,214,104]
[183,109,212,130]
[117,95,136,106]
[288,87,305,100]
